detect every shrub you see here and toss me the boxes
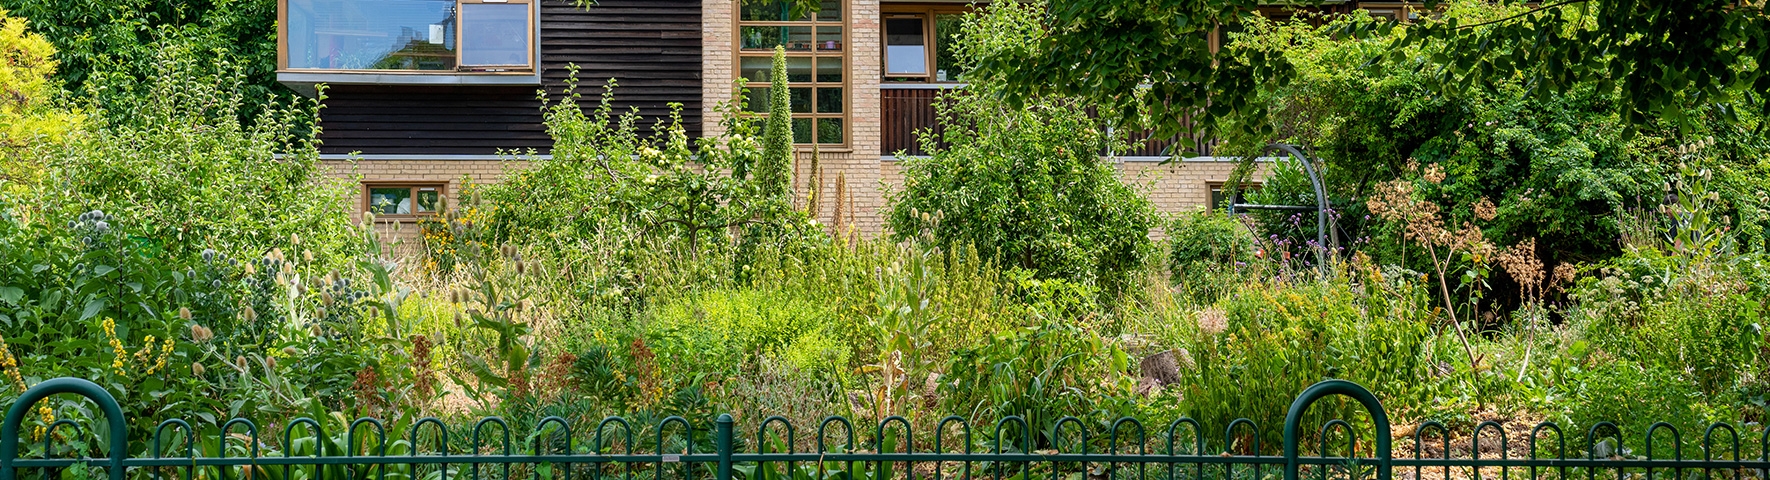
[42,47,358,269]
[886,79,1158,298]
[0,8,84,186]
[1166,210,1256,303]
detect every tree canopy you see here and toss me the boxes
[967,0,1770,144]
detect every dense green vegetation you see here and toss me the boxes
[0,0,1766,466]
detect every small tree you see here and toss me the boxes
[0,8,84,185]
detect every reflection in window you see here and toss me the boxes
[369,188,415,215]
[460,4,529,67]
[287,0,457,70]
[735,0,846,145]
[886,17,927,75]
[367,185,445,216]
[934,14,966,82]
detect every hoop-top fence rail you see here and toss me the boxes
[2,378,1766,480]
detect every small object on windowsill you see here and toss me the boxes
[936,70,947,82]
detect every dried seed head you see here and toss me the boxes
[303,250,314,263]
[235,355,249,371]
[284,346,300,356]
[241,306,257,323]
[178,307,192,321]
[266,356,277,370]
[192,362,205,376]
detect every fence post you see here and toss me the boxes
[1,378,128,480]
[1282,379,1391,480]
[716,414,735,480]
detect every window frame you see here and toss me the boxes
[1208,182,1261,213]
[880,4,977,84]
[733,1,851,147]
[277,0,538,75]
[362,183,449,219]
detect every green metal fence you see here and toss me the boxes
[2,378,1767,480]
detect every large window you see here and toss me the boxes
[365,184,445,217]
[882,6,973,83]
[283,0,533,72]
[737,0,846,145]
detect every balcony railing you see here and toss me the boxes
[880,84,1219,158]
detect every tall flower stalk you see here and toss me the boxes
[757,46,795,208]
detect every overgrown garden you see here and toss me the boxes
[0,0,1767,463]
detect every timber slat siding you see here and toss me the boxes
[316,0,703,155]
[540,0,703,138]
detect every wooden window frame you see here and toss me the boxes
[881,4,978,84]
[277,0,537,74]
[734,1,851,148]
[362,183,449,219]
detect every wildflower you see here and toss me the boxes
[191,324,214,343]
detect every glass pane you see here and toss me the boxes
[741,26,814,51]
[816,57,843,82]
[741,0,811,21]
[789,88,812,113]
[817,0,842,21]
[816,26,843,51]
[461,3,530,67]
[935,14,967,82]
[816,118,844,144]
[745,87,811,113]
[792,118,814,144]
[741,56,812,83]
[816,88,843,114]
[746,87,771,113]
[416,188,441,213]
[286,0,457,70]
[886,18,928,75]
[368,188,413,215]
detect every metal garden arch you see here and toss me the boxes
[1224,143,1340,271]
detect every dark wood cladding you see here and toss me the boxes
[540,0,703,138]
[881,87,1217,157]
[882,88,948,156]
[317,1,702,155]
[317,85,549,155]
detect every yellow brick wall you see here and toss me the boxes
[320,158,528,250]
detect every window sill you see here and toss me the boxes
[278,71,542,96]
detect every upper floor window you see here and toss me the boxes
[882,6,973,83]
[737,0,847,146]
[283,0,534,72]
